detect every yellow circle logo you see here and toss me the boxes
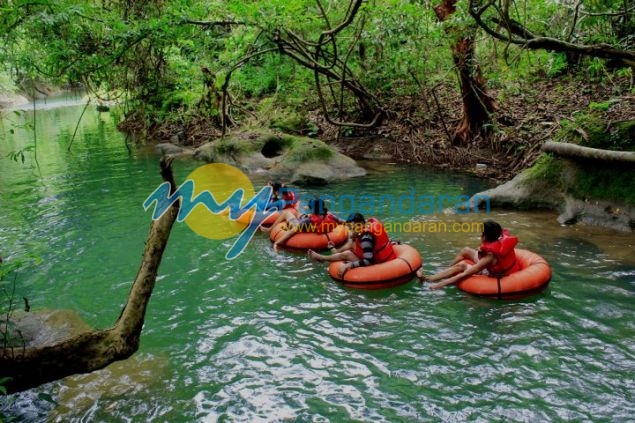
[183,163,255,239]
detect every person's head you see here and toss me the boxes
[308,197,327,216]
[482,220,502,242]
[270,181,282,195]
[346,212,366,237]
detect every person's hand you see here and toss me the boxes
[327,241,335,249]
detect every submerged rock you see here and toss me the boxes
[5,309,92,349]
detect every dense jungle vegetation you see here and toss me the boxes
[1,0,634,178]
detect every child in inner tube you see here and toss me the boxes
[417,220,520,289]
[263,197,343,252]
[307,212,396,278]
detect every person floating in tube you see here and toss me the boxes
[308,212,396,277]
[417,220,521,289]
[263,197,343,252]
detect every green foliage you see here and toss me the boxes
[1,255,40,350]
[1,0,632,141]
[0,377,11,395]
[557,112,635,151]
[269,111,312,134]
[0,69,16,92]
[588,101,609,112]
[547,53,569,78]
[586,58,606,77]
[5,145,34,165]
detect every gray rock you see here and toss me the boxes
[193,131,366,184]
[5,310,92,349]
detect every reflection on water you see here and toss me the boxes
[1,104,635,422]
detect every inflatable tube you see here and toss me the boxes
[328,244,423,290]
[456,249,551,299]
[269,222,349,251]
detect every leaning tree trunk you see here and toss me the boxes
[542,141,635,163]
[0,158,179,394]
[434,0,497,146]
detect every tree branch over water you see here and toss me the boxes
[0,158,179,395]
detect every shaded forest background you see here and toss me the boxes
[1,0,634,180]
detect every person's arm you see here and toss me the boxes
[329,238,353,254]
[430,253,495,289]
[339,233,374,276]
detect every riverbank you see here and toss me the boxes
[116,75,634,183]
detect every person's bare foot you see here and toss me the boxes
[416,269,428,283]
[307,249,324,262]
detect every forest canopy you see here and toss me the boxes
[1,0,632,139]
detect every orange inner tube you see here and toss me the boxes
[455,249,551,299]
[328,244,423,290]
[269,222,349,251]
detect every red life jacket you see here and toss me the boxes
[282,190,297,209]
[352,218,396,264]
[307,213,339,233]
[479,229,520,276]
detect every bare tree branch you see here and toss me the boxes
[469,0,635,65]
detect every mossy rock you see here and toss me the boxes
[193,130,365,184]
[471,151,635,231]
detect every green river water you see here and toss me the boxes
[1,98,635,422]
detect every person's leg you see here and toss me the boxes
[419,247,477,281]
[308,249,359,263]
[417,261,471,282]
[448,247,478,266]
[272,219,301,252]
[261,210,295,233]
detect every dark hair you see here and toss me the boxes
[346,212,365,224]
[482,220,503,242]
[270,182,282,193]
[308,197,327,215]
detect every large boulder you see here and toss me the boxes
[193,131,366,184]
[469,153,635,232]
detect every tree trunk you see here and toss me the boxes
[1,158,179,394]
[435,0,497,146]
[542,141,635,162]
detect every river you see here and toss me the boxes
[1,98,634,421]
